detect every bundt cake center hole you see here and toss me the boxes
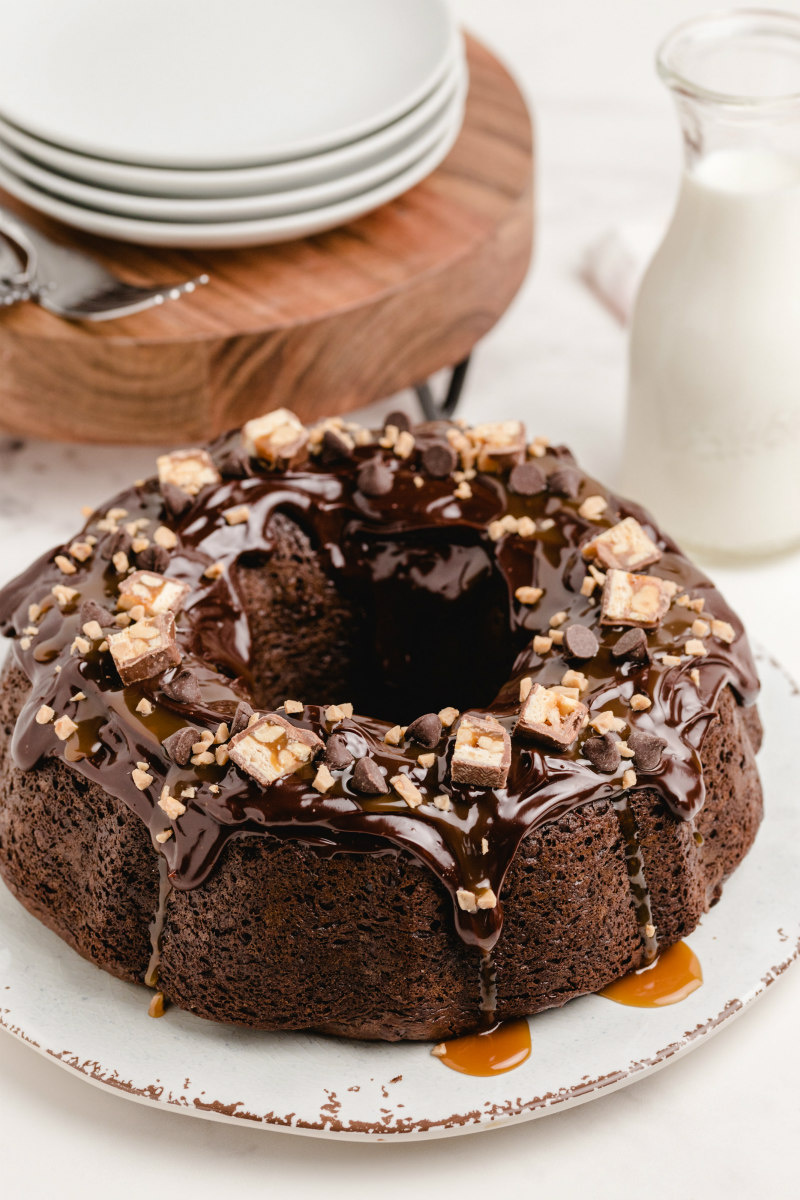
[236,523,524,723]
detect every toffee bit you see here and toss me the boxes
[155,830,173,845]
[532,635,552,654]
[153,525,178,550]
[456,888,478,913]
[711,619,735,644]
[578,495,607,521]
[433,793,451,811]
[284,700,304,715]
[313,764,336,794]
[54,555,77,576]
[136,698,154,716]
[629,694,652,711]
[223,505,250,526]
[53,715,78,741]
[384,725,404,746]
[515,586,544,605]
[158,787,187,819]
[35,704,55,725]
[390,773,424,809]
[438,706,459,728]
[132,767,153,790]
[622,768,638,789]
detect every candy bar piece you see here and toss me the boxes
[157,449,220,497]
[470,421,526,474]
[108,613,181,685]
[118,570,191,617]
[451,713,511,788]
[242,408,308,467]
[516,683,588,750]
[600,569,677,629]
[583,516,661,572]
[228,712,322,788]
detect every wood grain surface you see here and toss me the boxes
[0,35,534,445]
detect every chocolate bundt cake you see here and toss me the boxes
[0,410,762,1041]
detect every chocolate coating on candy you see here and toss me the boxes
[0,413,760,957]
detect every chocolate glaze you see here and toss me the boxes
[0,421,759,962]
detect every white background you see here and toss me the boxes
[1,1,798,1195]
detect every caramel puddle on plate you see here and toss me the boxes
[431,1018,532,1077]
[599,940,703,1008]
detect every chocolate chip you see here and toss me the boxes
[627,730,666,772]
[582,734,621,774]
[351,756,389,795]
[406,712,442,748]
[384,410,412,433]
[564,624,599,660]
[548,467,581,499]
[79,599,114,629]
[136,544,171,574]
[357,461,393,498]
[161,668,201,705]
[102,528,132,561]
[162,727,200,767]
[325,732,354,770]
[162,481,192,518]
[509,461,546,496]
[421,440,457,479]
[611,628,650,663]
[320,428,354,464]
[230,700,254,738]
[218,445,256,479]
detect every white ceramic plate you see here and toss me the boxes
[0,56,463,200]
[0,0,457,168]
[0,648,797,1141]
[0,106,465,248]
[0,72,466,223]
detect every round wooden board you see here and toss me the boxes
[0,36,533,446]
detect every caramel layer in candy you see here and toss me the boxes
[515,683,588,750]
[118,570,191,617]
[228,712,323,788]
[583,517,661,572]
[469,421,526,474]
[600,569,677,629]
[157,449,220,497]
[451,713,511,788]
[108,613,181,684]
[242,408,308,467]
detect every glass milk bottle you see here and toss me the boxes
[623,10,800,558]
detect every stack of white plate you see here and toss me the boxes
[0,0,466,249]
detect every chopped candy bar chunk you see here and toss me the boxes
[242,408,308,467]
[108,613,181,684]
[582,517,661,571]
[516,684,588,750]
[118,570,191,617]
[451,713,511,788]
[228,712,323,788]
[600,569,677,629]
[157,449,220,497]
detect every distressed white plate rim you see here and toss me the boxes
[1,647,797,1141]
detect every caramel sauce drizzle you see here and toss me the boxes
[432,1018,532,1077]
[599,940,703,1007]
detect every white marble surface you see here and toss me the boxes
[1,1,798,1195]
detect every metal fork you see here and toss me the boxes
[0,216,37,308]
[0,208,208,321]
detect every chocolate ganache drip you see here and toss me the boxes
[0,412,759,961]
